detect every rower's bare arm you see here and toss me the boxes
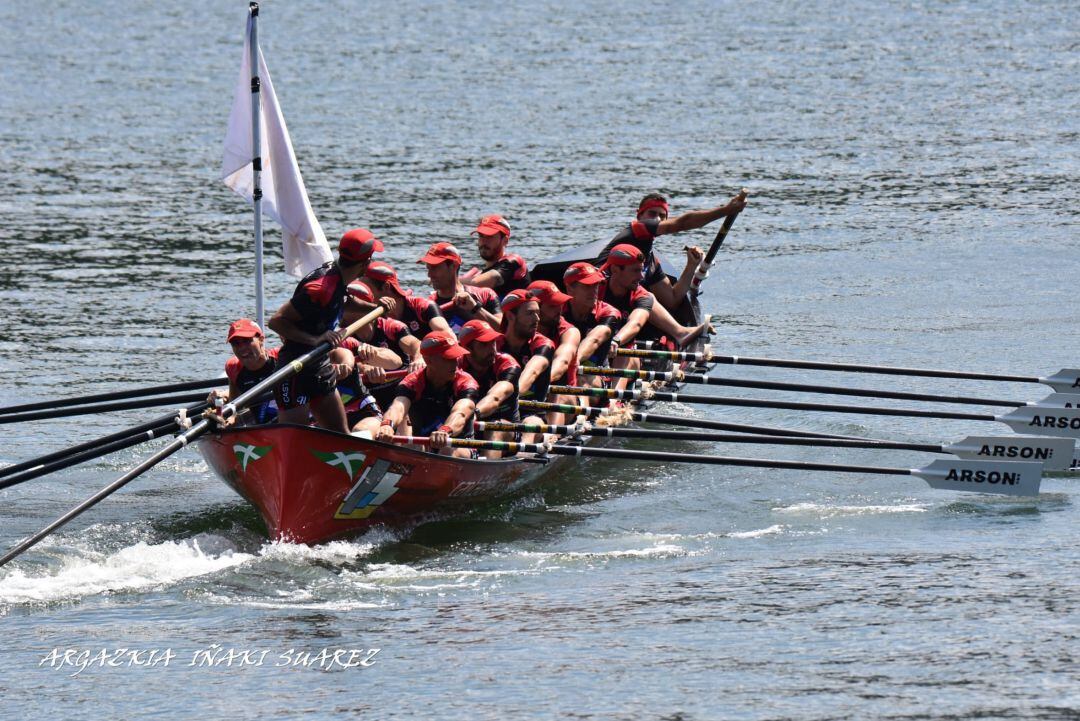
[268,301,320,346]
[475,381,515,419]
[615,309,650,346]
[366,346,402,369]
[578,325,613,363]
[657,192,747,235]
[519,355,551,395]
[377,396,411,441]
[328,348,356,380]
[428,315,452,334]
[669,245,705,307]
[550,329,582,383]
[467,269,502,289]
[445,398,476,435]
[399,336,422,364]
[476,306,503,328]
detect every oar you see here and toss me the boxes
[579,366,1080,409]
[0,392,211,425]
[690,188,747,294]
[0,307,385,569]
[0,377,225,417]
[547,384,1080,439]
[475,421,1076,471]
[614,347,1080,393]
[391,436,1042,497]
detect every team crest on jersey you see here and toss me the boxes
[408,320,420,331]
[233,443,272,471]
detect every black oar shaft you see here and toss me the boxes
[0,378,225,417]
[579,367,1024,407]
[549,385,997,422]
[0,393,210,425]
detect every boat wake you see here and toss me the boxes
[774,502,930,518]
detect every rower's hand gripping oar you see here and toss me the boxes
[0,307,385,570]
[690,188,747,295]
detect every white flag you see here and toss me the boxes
[221,14,332,278]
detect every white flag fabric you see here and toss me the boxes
[221,14,332,278]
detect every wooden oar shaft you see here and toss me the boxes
[579,366,1024,407]
[0,378,225,417]
[548,385,997,421]
[691,189,747,293]
[0,393,212,425]
[613,348,1042,384]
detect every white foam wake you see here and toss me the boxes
[727,524,786,539]
[775,502,928,518]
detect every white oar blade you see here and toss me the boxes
[999,407,1080,438]
[914,459,1041,497]
[1041,369,1080,393]
[944,435,1075,472]
[1033,392,1080,409]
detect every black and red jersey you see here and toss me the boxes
[429,285,500,335]
[225,347,280,424]
[396,368,480,436]
[599,278,655,326]
[460,352,521,422]
[286,262,349,348]
[397,293,444,336]
[486,253,531,297]
[599,218,667,287]
[363,317,415,358]
[563,300,621,366]
[334,366,377,417]
[503,332,556,401]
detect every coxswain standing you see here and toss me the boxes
[376,331,480,458]
[339,280,421,411]
[460,214,531,298]
[365,261,452,337]
[209,318,280,425]
[499,289,557,415]
[419,241,502,333]
[268,228,382,433]
[599,191,747,310]
[561,262,623,388]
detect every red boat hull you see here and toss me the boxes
[196,425,549,544]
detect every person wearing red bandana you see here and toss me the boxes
[209,319,280,426]
[268,228,383,433]
[419,241,503,334]
[599,191,747,310]
[460,214,531,298]
[377,330,480,457]
[499,289,557,409]
[365,260,452,337]
[562,262,623,378]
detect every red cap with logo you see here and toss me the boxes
[526,280,572,306]
[339,228,384,263]
[563,261,606,286]
[500,288,541,313]
[600,244,645,272]
[346,280,375,303]
[226,318,263,342]
[457,319,504,347]
[419,330,470,360]
[365,261,409,296]
[472,214,511,238]
[418,242,463,267]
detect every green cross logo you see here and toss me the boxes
[233,443,272,472]
[312,450,369,481]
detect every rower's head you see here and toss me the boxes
[564,262,605,306]
[338,228,384,276]
[226,318,267,369]
[472,214,511,263]
[636,194,669,222]
[526,280,572,327]
[343,280,377,339]
[419,330,469,381]
[458,319,504,369]
[365,261,409,300]
[418,242,463,291]
[501,289,541,337]
[601,244,646,290]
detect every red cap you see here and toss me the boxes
[346,280,375,303]
[637,197,670,217]
[472,214,511,238]
[526,280,572,306]
[458,319,504,347]
[226,318,263,342]
[418,242,463,267]
[419,330,470,360]
[563,261,606,286]
[339,228,384,263]
[600,244,645,271]
[365,261,408,296]
[500,288,541,313]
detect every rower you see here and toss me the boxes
[419,241,502,333]
[600,244,709,350]
[599,191,747,310]
[528,280,580,387]
[209,318,279,425]
[365,260,452,336]
[376,330,479,458]
[499,289,557,411]
[327,348,383,437]
[562,262,622,386]
[457,320,543,458]
[460,214,531,297]
[268,228,382,433]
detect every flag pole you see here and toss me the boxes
[248,1,265,330]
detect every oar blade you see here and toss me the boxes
[999,407,1080,438]
[944,435,1075,472]
[1041,369,1080,393]
[913,459,1041,497]
[1034,392,1080,408]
